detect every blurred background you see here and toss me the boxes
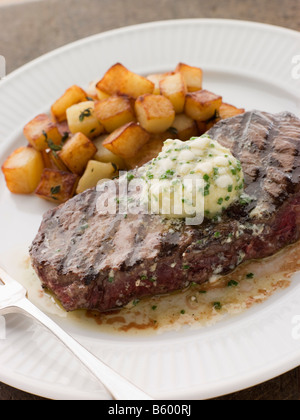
[1,0,299,74]
[0,0,300,401]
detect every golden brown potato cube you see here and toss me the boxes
[2,146,44,194]
[51,85,87,122]
[197,117,221,135]
[96,63,154,99]
[171,114,199,140]
[196,121,207,136]
[66,101,104,138]
[135,94,175,134]
[175,63,203,92]
[59,132,97,175]
[96,88,111,101]
[185,90,222,122]
[23,114,62,151]
[147,72,174,95]
[42,149,69,172]
[159,73,187,114]
[219,103,245,119]
[48,150,70,172]
[93,135,126,169]
[86,80,100,100]
[42,149,68,171]
[76,160,118,194]
[85,79,109,101]
[94,95,135,133]
[35,169,78,203]
[124,135,166,169]
[56,120,71,139]
[103,122,150,159]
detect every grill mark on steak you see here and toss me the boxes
[30,111,300,312]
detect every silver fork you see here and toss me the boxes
[0,267,153,401]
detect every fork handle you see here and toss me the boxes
[11,298,152,401]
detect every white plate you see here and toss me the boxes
[1,19,300,400]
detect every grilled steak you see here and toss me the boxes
[30,111,300,312]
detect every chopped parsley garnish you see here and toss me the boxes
[50,185,61,195]
[127,173,135,182]
[79,107,92,121]
[43,130,62,158]
[167,126,179,136]
[213,302,222,310]
[217,197,223,205]
[61,132,69,144]
[160,169,175,180]
[228,280,239,287]
[239,195,252,205]
[246,273,254,279]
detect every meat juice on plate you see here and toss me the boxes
[14,239,300,336]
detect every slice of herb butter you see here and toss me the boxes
[140,135,244,218]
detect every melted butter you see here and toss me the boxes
[15,240,300,336]
[140,136,244,219]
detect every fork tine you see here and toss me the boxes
[0,267,13,285]
[0,267,27,310]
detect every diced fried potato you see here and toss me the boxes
[86,79,111,100]
[66,101,104,138]
[124,135,166,169]
[103,122,150,159]
[135,94,175,134]
[35,169,78,203]
[185,90,222,122]
[159,73,187,114]
[196,121,208,136]
[23,114,62,151]
[59,132,97,175]
[93,135,126,169]
[197,117,221,135]
[51,85,87,122]
[196,104,245,135]
[41,149,55,169]
[96,88,111,101]
[96,63,154,99]
[76,160,118,194]
[175,63,203,92]
[147,72,174,95]
[171,114,199,140]
[219,103,245,119]
[47,150,70,172]
[2,146,44,194]
[86,80,100,100]
[56,120,71,139]
[94,95,135,133]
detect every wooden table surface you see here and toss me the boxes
[0,0,300,401]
